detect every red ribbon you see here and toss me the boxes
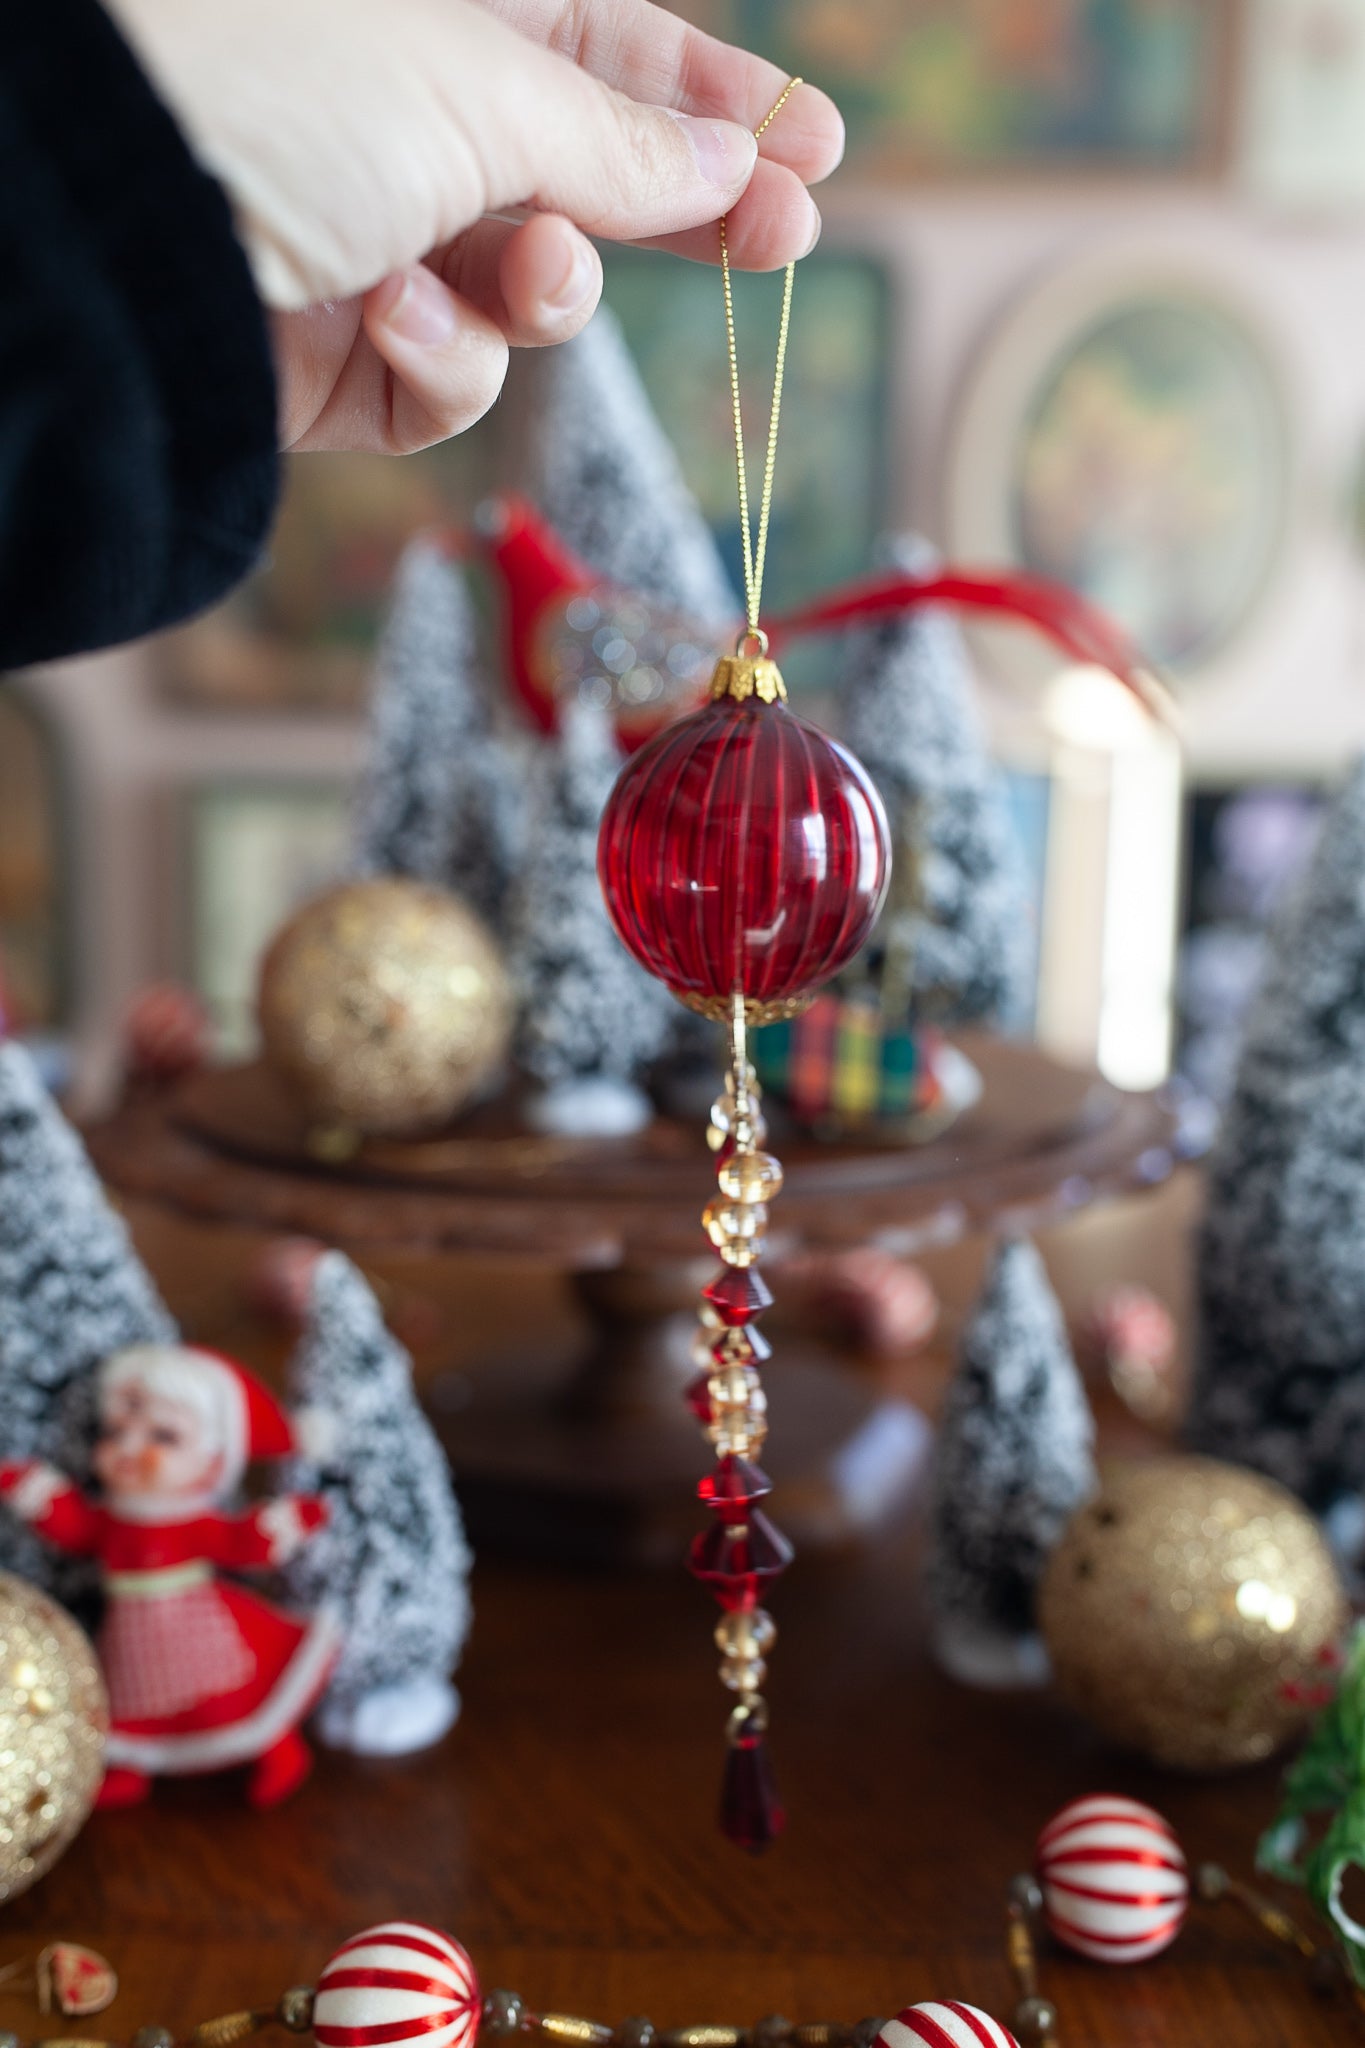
[767,569,1175,727]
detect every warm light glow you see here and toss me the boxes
[1045,665,1151,750]
[1034,667,1181,1092]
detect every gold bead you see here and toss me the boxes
[727,1694,769,1740]
[728,1114,768,1152]
[715,1609,776,1659]
[711,1421,767,1460]
[718,1152,784,1203]
[703,1200,768,1248]
[718,1236,766,1268]
[706,1365,769,1458]
[720,1653,768,1692]
[709,1364,764,1411]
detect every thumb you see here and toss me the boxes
[474,34,760,245]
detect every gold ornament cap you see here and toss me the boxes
[710,631,786,705]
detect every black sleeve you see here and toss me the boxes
[0,0,279,670]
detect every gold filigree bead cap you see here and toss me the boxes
[709,630,787,705]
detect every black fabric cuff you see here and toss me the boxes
[0,0,279,666]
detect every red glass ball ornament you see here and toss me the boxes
[597,655,891,1022]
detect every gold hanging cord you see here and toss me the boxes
[718,78,802,647]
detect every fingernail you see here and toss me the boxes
[671,112,758,190]
[802,203,822,257]
[375,265,459,345]
[544,236,599,314]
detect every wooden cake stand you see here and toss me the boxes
[87,1035,1178,1563]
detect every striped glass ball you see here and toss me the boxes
[314,1923,481,2048]
[1036,1795,1189,1964]
[597,693,891,1024]
[878,2002,1019,2048]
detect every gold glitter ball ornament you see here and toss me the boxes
[1039,1456,1347,1772]
[0,1573,107,1901]
[258,879,512,1139]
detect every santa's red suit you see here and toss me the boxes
[0,1344,339,1808]
[1,1469,338,1775]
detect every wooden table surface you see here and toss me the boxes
[7,1172,1354,2048]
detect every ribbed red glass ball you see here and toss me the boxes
[597,678,891,1019]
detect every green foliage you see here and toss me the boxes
[1259,1625,1365,1984]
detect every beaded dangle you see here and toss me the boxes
[597,80,893,1846]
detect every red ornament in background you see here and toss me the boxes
[469,495,1177,755]
[598,650,891,1022]
[475,496,717,748]
[247,1236,327,1329]
[123,982,212,1089]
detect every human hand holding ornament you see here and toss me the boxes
[0,1344,336,1812]
[102,0,842,455]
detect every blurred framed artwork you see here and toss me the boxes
[1236,0,1365,210]
[945,248,1295,690]
[725,0,1232,176]
[158,432,497,713]
[601,246,891,690]
[186,782,350,1053]
[0,681,69,1032]
[158,249,890,712]
[1175,780,1325,1115]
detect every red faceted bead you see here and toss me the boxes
[703,1266,773,1326]
[688,1510,794,1610]
[684,1371,716,1427]
[697,1456,772,1513]
[597,694,891,1012]
[720,1727,785,1851]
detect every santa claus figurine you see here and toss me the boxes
[0,1343,339,1810]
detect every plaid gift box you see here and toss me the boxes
[753,994,944,1131]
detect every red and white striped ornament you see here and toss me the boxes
[1036,1795,1189,1964]
[314,1923,481,2048]
[878,2003,1019,2048]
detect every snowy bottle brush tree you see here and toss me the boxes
[1193,759,1365,1512]
[507,305,739,635]
[507,306,739,1080]
[284,1250,471,1756]
[351,536,525,938]
[928,1237,1095,1687]
[508,696,674,1135]
[839,536,1031,1027]
[0,1043,175,1595]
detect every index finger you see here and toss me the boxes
[476,0,845,183]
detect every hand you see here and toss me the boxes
[104,0,844,454]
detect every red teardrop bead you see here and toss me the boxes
[702,1266,773,1326]
[720,1727,786,1851]
[597,694,891,1012]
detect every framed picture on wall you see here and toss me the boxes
[158,430,496,714]
[0,681,69,1035]
[158,248,891,712]
[186,782,350,1053]
[724,0,1233,177]
[1176,780,1325,1115]
[1236,0,1365,210]
[601,245,891,692]
[945,247,1297,692]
